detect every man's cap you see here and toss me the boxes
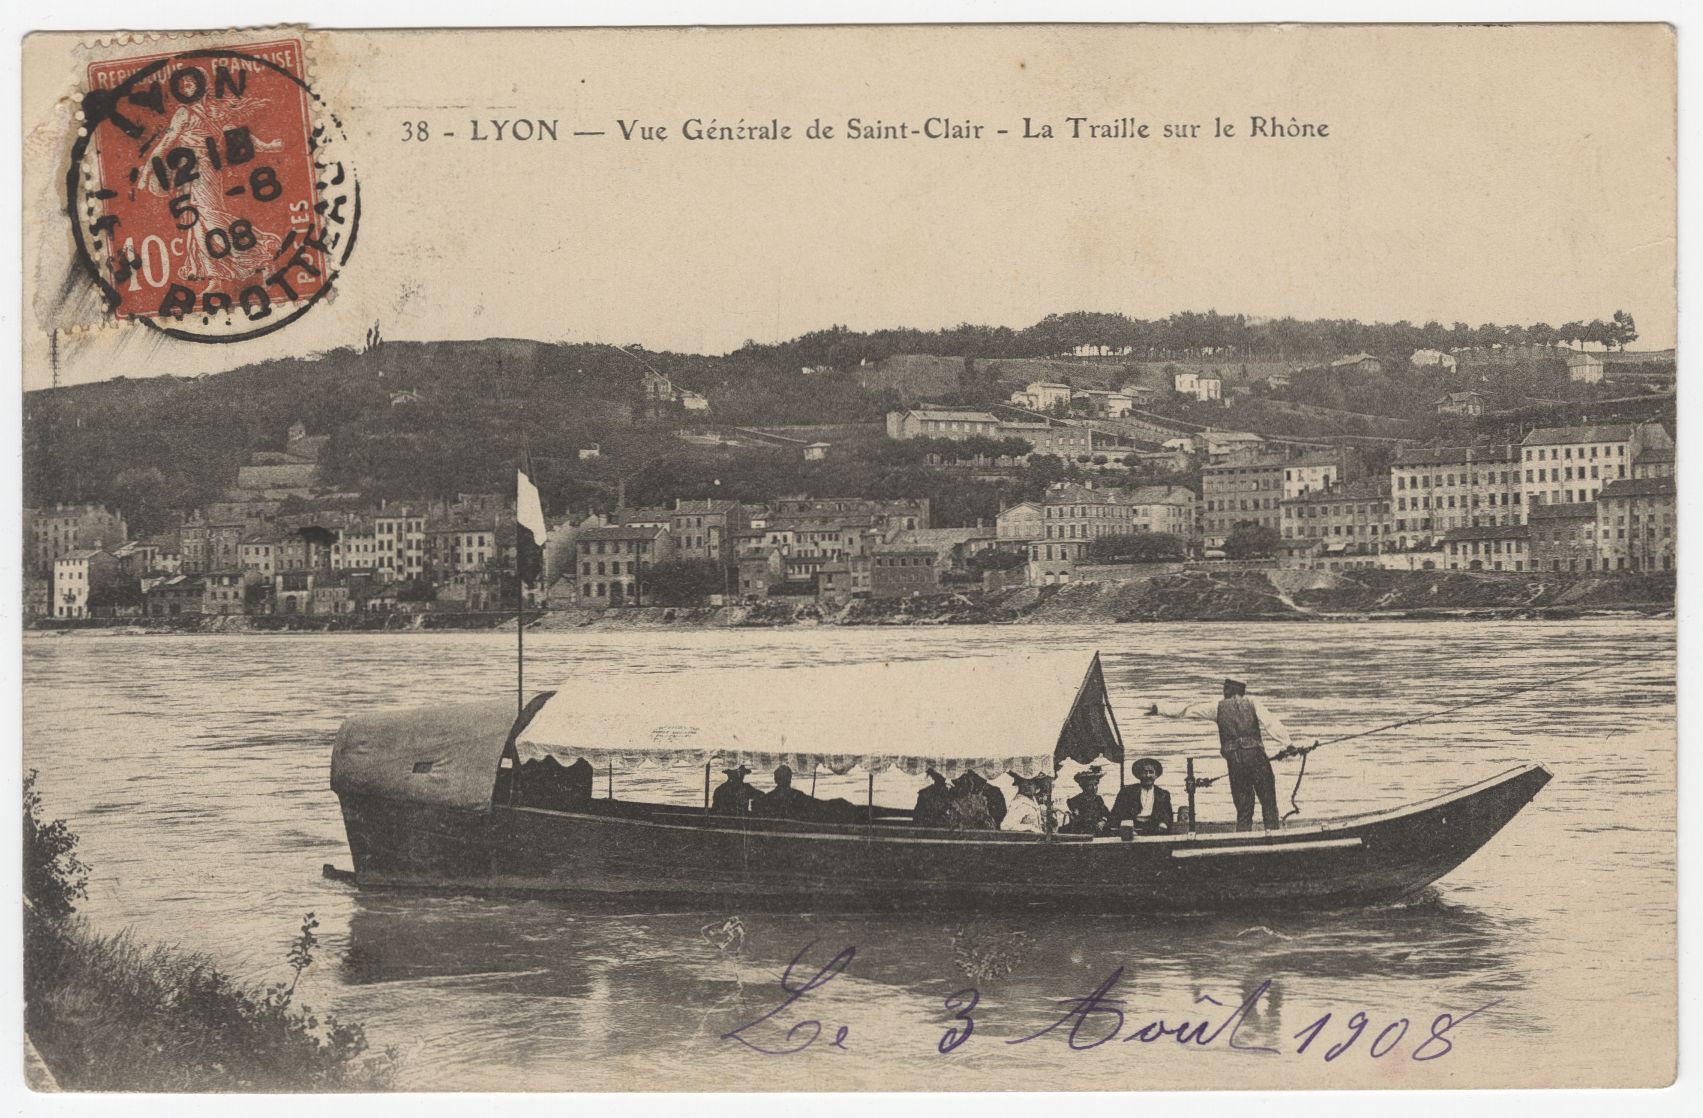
[1132,757,1165,778]
[1223,677,1248,694]
[722,764,751,777]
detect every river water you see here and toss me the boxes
[21,620,1675,1091]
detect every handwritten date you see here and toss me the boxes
[723,943,1499,1063]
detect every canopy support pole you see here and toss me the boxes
[866,771,874,832]
[703,761,711,815]
[607,760,613,801]
[1186,758,1198,834]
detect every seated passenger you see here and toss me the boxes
[912,769,952,828]
[1108,757,1174,836]
[952,770,1007,829]
[561,758,594,804]
[1004,775,1049,834]
[945,787,994,831]
[710,764,759,816]
[753,764,818,819]
[515,755,594,811]
[1061,766,1113,836]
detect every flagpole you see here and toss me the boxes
[516,454,525,719]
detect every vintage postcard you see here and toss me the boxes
[15,22,1677,1094]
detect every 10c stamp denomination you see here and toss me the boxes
[68,38,358,343]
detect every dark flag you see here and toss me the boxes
[1054,652,1125,768]
[516,455,546,587]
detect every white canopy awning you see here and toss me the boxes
[515,651,1120,779]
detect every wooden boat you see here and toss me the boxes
[329,653,1551,913]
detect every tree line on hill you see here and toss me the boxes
[731,309,1641,367]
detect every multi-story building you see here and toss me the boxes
[996,501,1043,542]
[1390,444,1523,549]
[179,518,245,575]
[1520,423,1672,509]
[145,575,206,619]
[1282,455,1341,499]
[816,561,857,606]
[374,508,428,582]
[1039,482,1134,560]
[573,525,675,606]
[1595,477,1676,573]
[426,522,498,576]
[25,504,128,577]
[202,571,248,616]
[1279,478,1393,564]
[1633,447,1675,480]
[1025,540,1075,585]
[761,497,929,535]
[1173,369,1225,401]
[1441,525,1531,572]
[886,408,1001,441]
[332,523,381,574]
[1201,457,1287,549]
[737,546,785,600]
[670,499,747,563]
[51,549,120,619]
[1027,425,1099,460]
[239,534,280,580]
[1125,486,1197,540]
[870,549,940,599]
[1527,502,1600,573]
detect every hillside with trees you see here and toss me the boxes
[24,308,1666,535]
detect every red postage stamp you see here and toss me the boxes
[69,38,358,343]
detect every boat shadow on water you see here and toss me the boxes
[336,887,1536,1046]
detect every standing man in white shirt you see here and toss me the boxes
[1146,678,1292,832]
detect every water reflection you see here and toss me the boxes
[340,885,1530,1059]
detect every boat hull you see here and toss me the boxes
[335,764,1552,913]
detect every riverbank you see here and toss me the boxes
[23,769,397,1092]
[29,570,1674,635]
[25,915,397,1091]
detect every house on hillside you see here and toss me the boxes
[1009,381,1073,411]
[1410,349,1459,372]
[886,408,1001,441]
[1331,353,1384,375]
[1567,352,1605,384]
[638,369,711,418]
[1173,369,1221,402]
[1435,391,1488,417]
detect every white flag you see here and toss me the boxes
[517,465,547,546]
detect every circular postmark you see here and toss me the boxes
[67,39,359,343]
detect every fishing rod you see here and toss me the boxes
[1268,648,1670,820]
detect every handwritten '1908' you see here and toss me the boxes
[723,942,1500,1062]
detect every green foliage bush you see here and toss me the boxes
[23,778,397,1091]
